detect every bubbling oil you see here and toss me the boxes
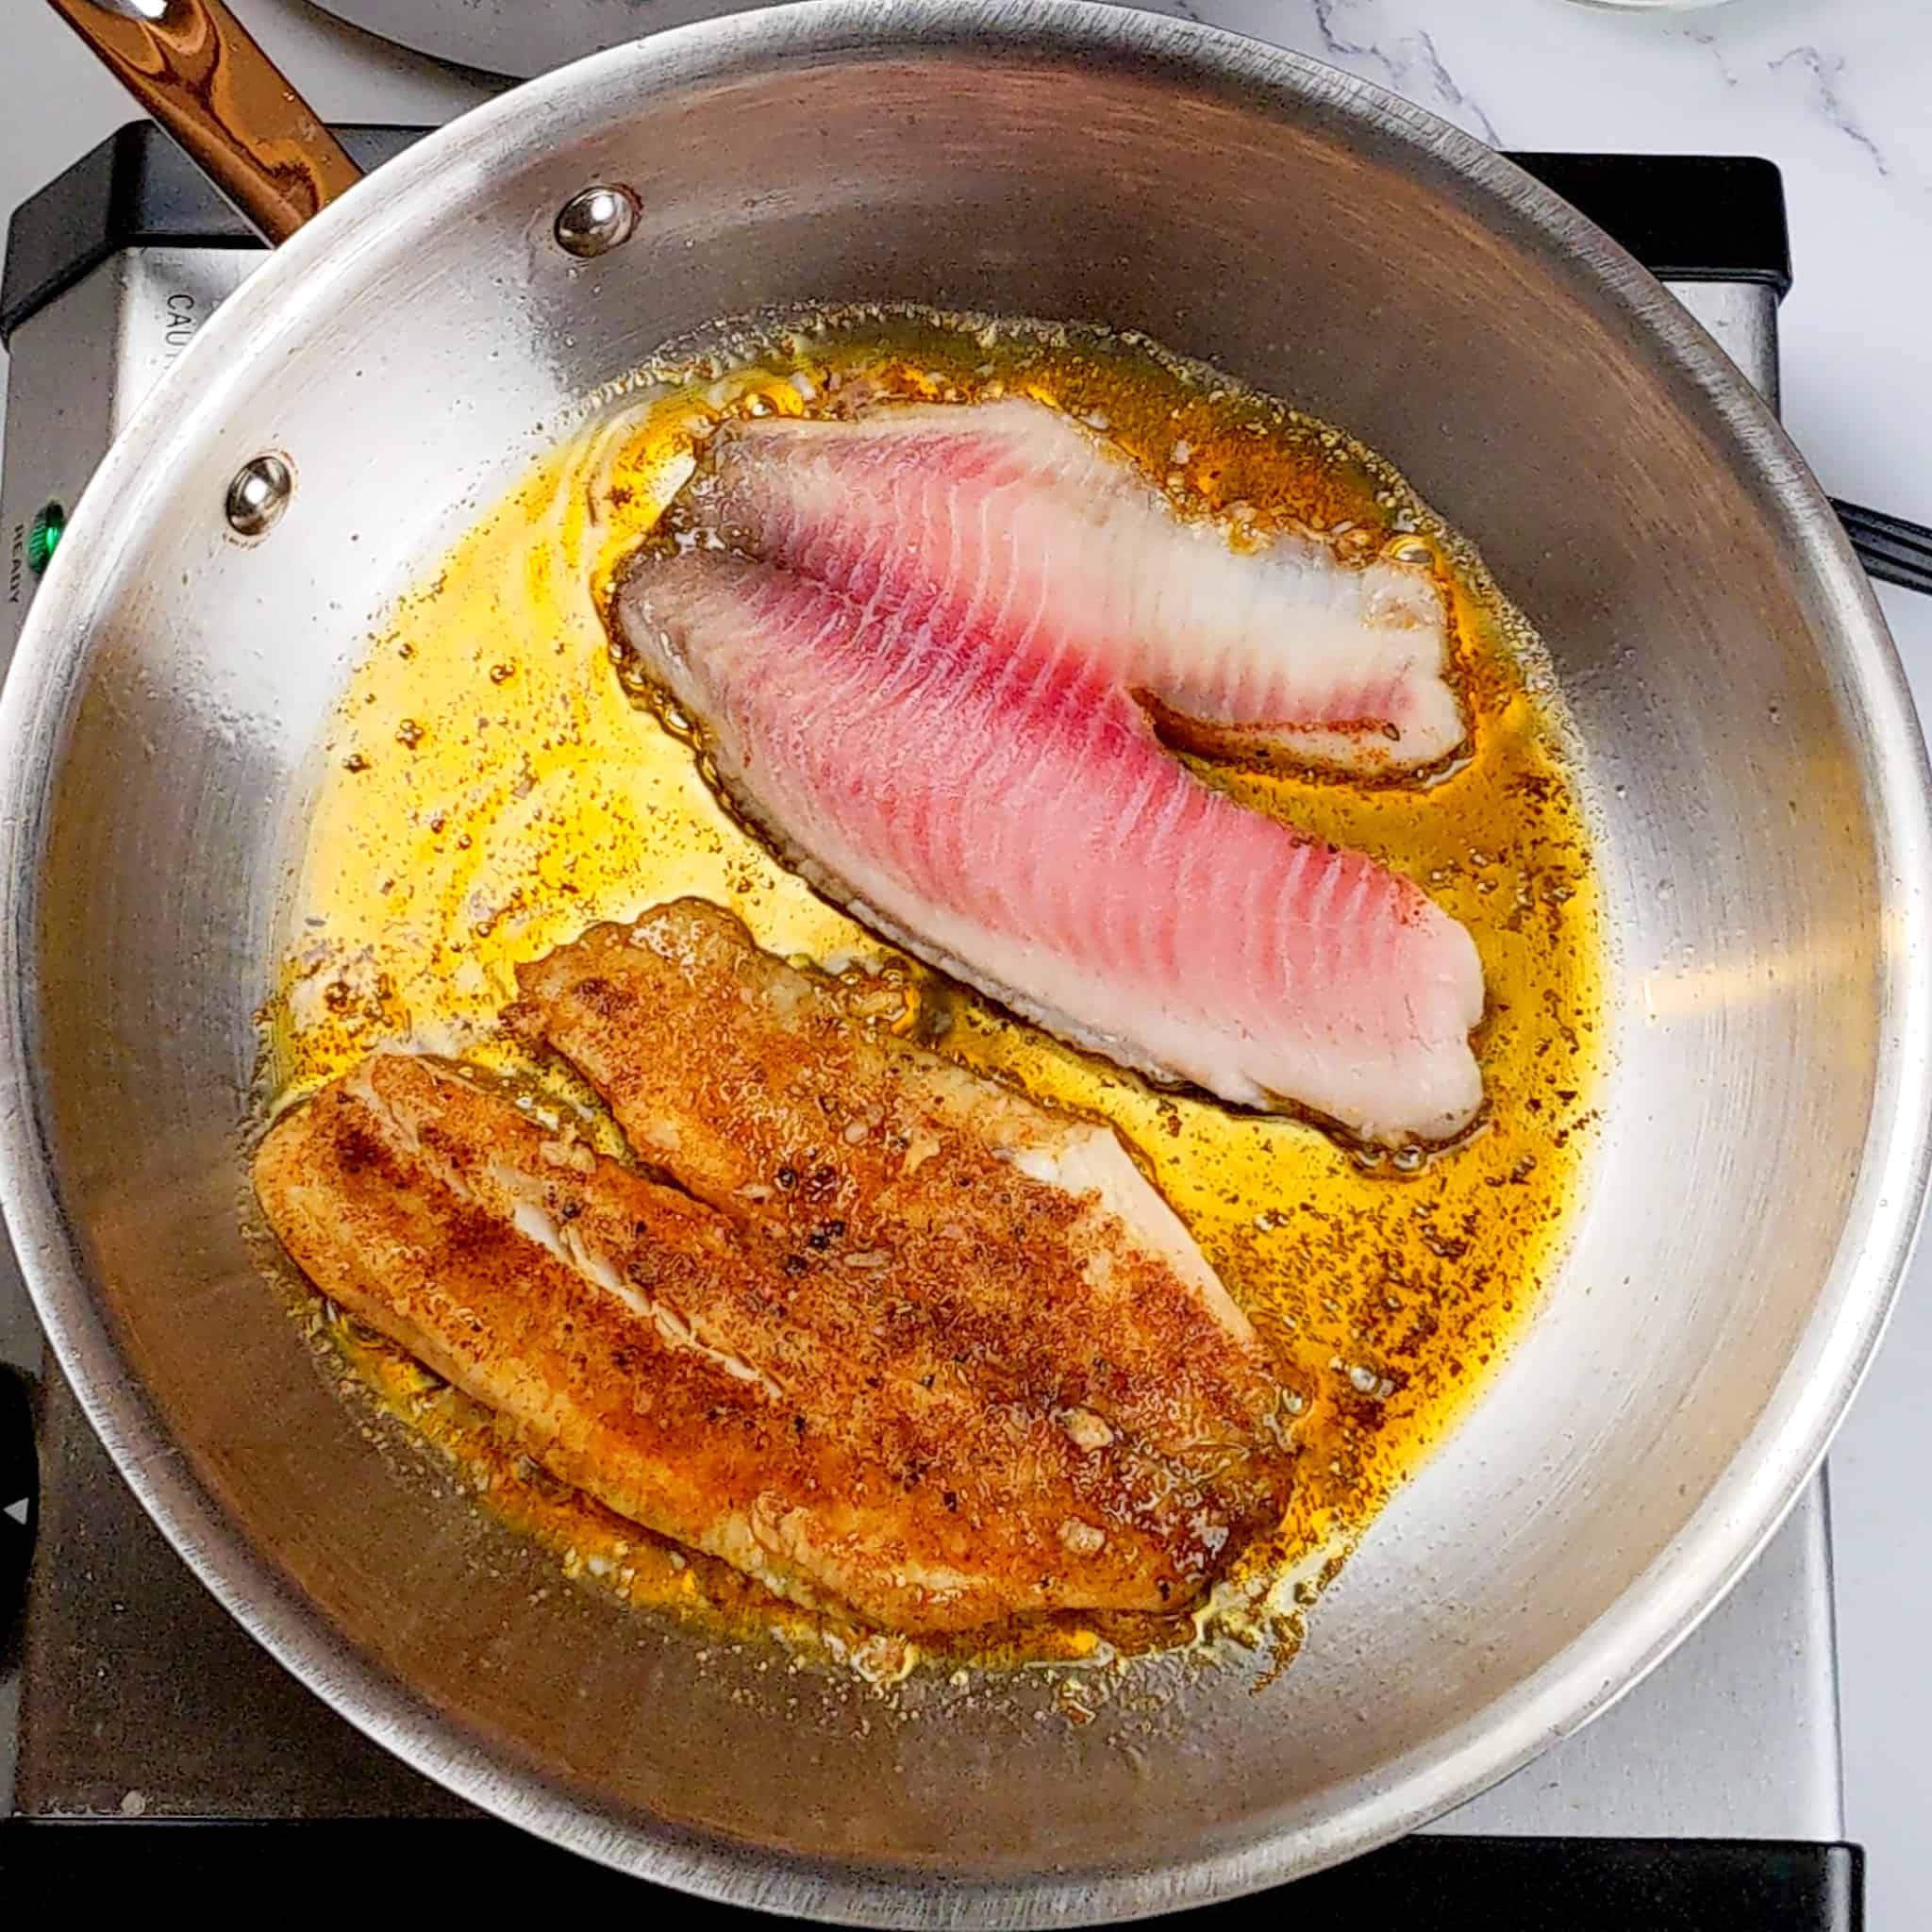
[263,308,1603,1675]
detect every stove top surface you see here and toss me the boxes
[0,133,1857,1926]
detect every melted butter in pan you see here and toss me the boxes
[263,309,1605,1674]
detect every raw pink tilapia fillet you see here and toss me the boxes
[693,398,1467,774]
[619,400,1484,1141]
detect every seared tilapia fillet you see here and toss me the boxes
[509,900,1276,1454]
[258,912,1291,1634]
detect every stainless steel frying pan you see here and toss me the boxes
[7,0,1930,1920]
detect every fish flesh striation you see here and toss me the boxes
[621,481,1484,1139]
[694,399,1467,773]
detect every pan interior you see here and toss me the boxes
[4,8,1924,1919]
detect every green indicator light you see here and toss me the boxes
[27,502,66,575]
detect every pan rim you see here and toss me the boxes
[1,0,1927,1920]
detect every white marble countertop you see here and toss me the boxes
[3,0,1929,1920]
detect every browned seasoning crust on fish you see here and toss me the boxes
[508,900,1279,1459]
[257,908,1293,1635]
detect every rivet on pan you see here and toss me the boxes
[554,185,638,259]
[225,454,292,538]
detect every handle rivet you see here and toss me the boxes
[555,185,638,259]
[225,454,292,537]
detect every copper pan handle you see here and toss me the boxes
[43,0,362,244]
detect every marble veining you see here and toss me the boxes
[1305,0,1502,142]
[1143,0,1926,201]
[1766,43,1890,176]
